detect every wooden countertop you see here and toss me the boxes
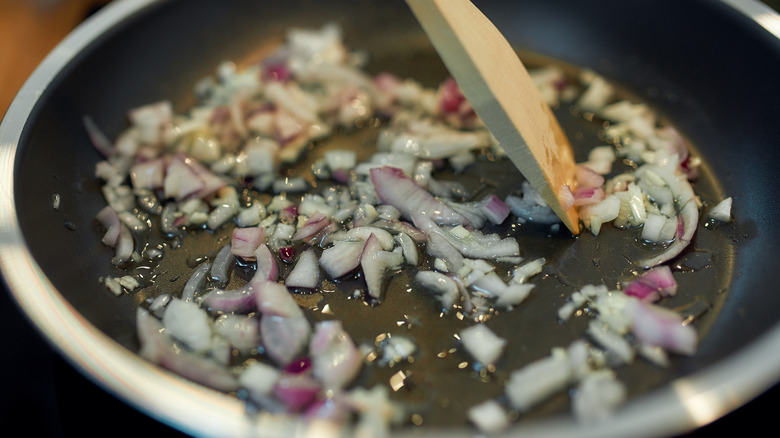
[0,0,109,118]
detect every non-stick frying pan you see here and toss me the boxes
[2,0,780,436]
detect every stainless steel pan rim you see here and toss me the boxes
[1,0,778,436]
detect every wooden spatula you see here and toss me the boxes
[406,0,580,234]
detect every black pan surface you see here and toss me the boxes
[2,0,780,436]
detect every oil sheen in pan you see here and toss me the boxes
[124,48,735,428]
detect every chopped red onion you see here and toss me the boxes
[478,195,511,225]
[160,202,183,237]
[272,373,321,412]
[623,265,677,303]
[231,226,265,260]
[414,271,460,310]
[285,248,320,289]
[254,244,280,282]
[112,223,134,266]
[83,115,114,158]
[460,324,507,366]
[210,244,234,286]
[255,281,312,365]
[137,308,240,392]
[467,399,509,434]
[164,154,206,201]
[96,205,121,247]
[262,63,292,83]
[587,321,634,365]
[571,370,626,422]
[202,281,258,314]
[576,164,606,188]
[261,313,312,367]
[304,396,351,424]
[638,200,698,268]
[707,197,732,222]
[505,354,572,413]
[309,320,362,389]
[292,211,332,243]
[573,187,606,206]
[438,77,466,114]
[130,158,165,190]
[347,226,395,251]
[626,299,697,355]
[424,233,464,272]
[395,232,419,266]
[359,234,389,299]
[279,245,296,263]
[284,357,312,375]
[412,213,520,260]
[239,361,280,396]
[319,240,365,278]
[181,262,211,302]
[369,166,468,226]
[183,155,228,199]
[214,313,262,353]
[367,219,428,243]
[162,298,213,353]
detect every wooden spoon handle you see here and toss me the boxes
[406,0,580,234]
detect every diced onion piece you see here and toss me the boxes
[587,321,634,365]
[238,361,280,395]
[478,194,511,225]
[320,240,365,278]
[214,314,262,353]
[253,244,278,282]
[202,281,258,314]
[370,166,468,226]
[573,187,606,207]
[511,258,545,284]
[495,283,535,309]
[707,197,732,222]
[130,158,165,190]
[285,248,320,289]
[137,308,240,392]
[210,244,234,286]
[96,205,122,247]
[572,370,627,422]
[467,399,509,434]
[257,284,312,366]
[231,226,265,260]
[272,373,321,412]
[460,324,506,366]
[623,265,677,303]
[359,234,391,299]
[638,200,698,268]
[505,353,572,412]
[292,211,332,243]
[309,320,362,389]
[414,271,460,310]
[625,299,697,355]
[181,262,211,302]
[162,298,213,353]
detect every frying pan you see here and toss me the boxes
[2,0,780,436]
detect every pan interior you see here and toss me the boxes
[7,0,780,434]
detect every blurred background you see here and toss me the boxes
[0,0,778,436]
